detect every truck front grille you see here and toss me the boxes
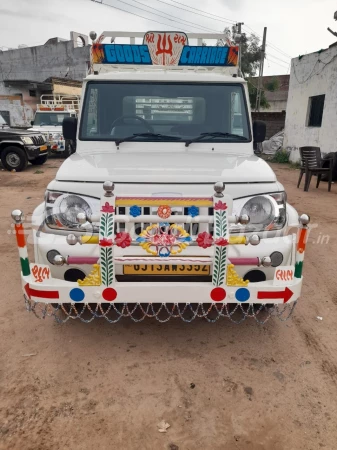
[31,134,45,145]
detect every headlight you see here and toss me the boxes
[45,191,100,231]
[231,192,286,233]
[21,136,34,145]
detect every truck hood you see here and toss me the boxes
[0,128,43,136]
[28,126,62,134]
[56,151,276,184]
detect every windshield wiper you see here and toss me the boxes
[185,132,248,147]
[115,133,182,146]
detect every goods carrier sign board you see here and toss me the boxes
[91,32,238,67]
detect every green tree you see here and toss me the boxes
[219,28,269,109]
[248,81,270,110]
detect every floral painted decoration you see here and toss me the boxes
[101,202,115,213]
[137,223,191,257]
[115,232,132,248]
[214,237,229,246]
[99,238,113,247]
[214,201,227,211]
[130,205,141,218]
[196,232,214,249]
[157,205,171,219]
[188,205,199,217]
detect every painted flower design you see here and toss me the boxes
[188,205,199,218]
[157,205,171,219]
[214,201,227,211]
[99,238,113,247]
[130,205,141,217]
[215,237,229,246]
[101,202,115,213]
[137,224,191,257]
[196,232,214,249]
[114,232,132,248]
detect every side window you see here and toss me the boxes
[307,94,325,127]
[87,88,98,134]
[0,110,10,126]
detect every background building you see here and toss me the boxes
[0,32,89,127]
[250,74,289,139]
[284,43,337,162]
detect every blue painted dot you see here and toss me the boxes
[70,288,85,302]
[235,288,250,302]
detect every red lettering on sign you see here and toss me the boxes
[145,33,154,44]
[276,269,294,282]
[31,265,50,283]
[174,34,186,45]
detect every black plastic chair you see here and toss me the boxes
[297,146,333,192]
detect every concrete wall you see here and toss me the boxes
[0,38,89,126]
[0,87,34,127]
[0,40,90,83]
[53,84,82,96]
[261,99,287,113]
[284,45,337,162]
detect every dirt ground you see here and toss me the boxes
[1,158,337,450]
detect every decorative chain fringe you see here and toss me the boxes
[24,295,297,325]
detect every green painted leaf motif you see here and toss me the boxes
[100,248,108,285]
[218,248,227,285]
[105,247,113,286]
[100,214,108,237]
[107,214,114,237]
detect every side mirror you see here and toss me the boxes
[253,120,266,143]
[63,117,78,141]
[30,120,34,126]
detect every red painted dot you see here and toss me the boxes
[210,287,226,302]
[102,287,117,301]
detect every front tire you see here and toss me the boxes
[1,146,28,172]
[30,154,48,165]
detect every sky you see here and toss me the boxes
[1,0,337,76]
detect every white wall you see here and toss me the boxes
[284,45,337,162]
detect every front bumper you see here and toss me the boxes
[49,139,65,152]
[26,144,49,160]
[12,182,309,309]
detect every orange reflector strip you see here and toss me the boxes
[15,223,26,248]
[297,228,307,253]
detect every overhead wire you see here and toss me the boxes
[126,0,221,33]
[243,24,292,59]
[153,0,292,61]
[113,0,292,67]
[153,0,237,25]
[90,0,195,31]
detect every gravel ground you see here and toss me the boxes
[0,159,337,450]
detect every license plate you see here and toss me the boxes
[40,145,47,151]
[124,264,210,275]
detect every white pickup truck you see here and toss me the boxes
[12,31,309,323]
[29,95,79,157]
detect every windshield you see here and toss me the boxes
[80,82,251,143]
[34,112,70,126]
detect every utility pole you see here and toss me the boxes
[255,27,267,112]
[236,22,244,75]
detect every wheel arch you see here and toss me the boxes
[0,141,25,153]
